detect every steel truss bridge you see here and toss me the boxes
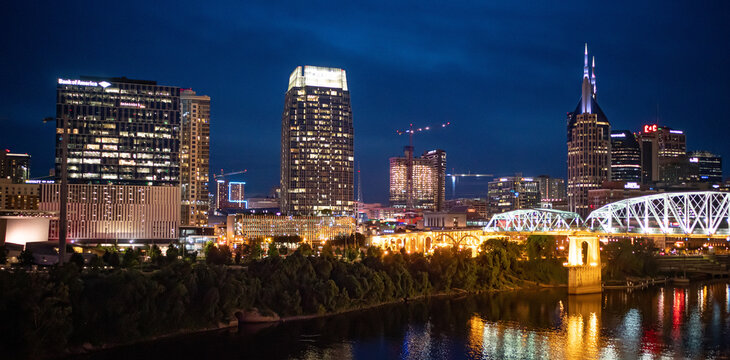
[371,192,730,253]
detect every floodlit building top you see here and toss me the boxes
[288,66,348,91]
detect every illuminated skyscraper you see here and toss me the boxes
[0,150,30,183]
[180,89,210,226]
[567,45,611,217]
[637,124,687,184]
[228,181,246,209]
[536,175,567,209]
[422,149,446,211]
[280,66,354,216]
[689,151,722,183]
[55,77,180,186]
[389,148,446,211]
[216,179,228,212]
[610,130,641,182]
[53,77,182,243]
[487,175,540,216]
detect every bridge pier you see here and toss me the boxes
[566,235,602,294]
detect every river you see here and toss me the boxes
[72,280,730,359]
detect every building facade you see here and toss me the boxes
[0,151,31,184]
[226,214,355,245]
[180,89,210,226]
[422,149,447,211]
[39,183,180,244]
[610,130,641,182]
[587,182,657,211]
[689,151,722,183]
[55,77,180,186]
[228,182,246,209]
[487,175,540,216]
[389,148,447,211]
[280,66,354,216]
[0,179,40,211]
[567,45,611,217]
[536,175,567,210]
[637,125,687,184]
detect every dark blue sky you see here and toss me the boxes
[1,1,728,203]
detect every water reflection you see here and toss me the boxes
[73,281,730,360]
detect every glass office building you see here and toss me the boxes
[280,66,354,216]
[55,77,181,186]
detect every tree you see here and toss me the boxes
[103,250,120,267]
[526,235,556,261]
[234,246,242,264]
[219,245,233,264]
[243,240,263,260]
[149,245,163,265]
[0,245,7,264]
[321,243,334,258]
[206,244,232,265]
[267,242,280,257]
[165,243,180,262]
[69,252,85,268]
[18,248,34,266]
[122,248,141,267]
[297,243,313,257]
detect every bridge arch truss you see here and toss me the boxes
[485,208,583,232]
[585,191,730,236]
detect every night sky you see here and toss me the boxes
[1,1,728,203]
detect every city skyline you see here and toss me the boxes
[2,1,729,203]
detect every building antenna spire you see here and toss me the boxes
[583,43,589,78]
[591,56,596,98]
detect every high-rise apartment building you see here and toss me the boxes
[637,125,687,184]
[610,130,641,182]
[215,179,228,213]
[228,182,246,209]
[689,151,722,183]
[180,89,210,226]
[0,150,31,183]
[389,147,447,211]
[421,149,446,211]
[55,77,180,186]
[280,66,354,216]
[487,175,540,216]
[536,175,567,210]
[567,45,611,217]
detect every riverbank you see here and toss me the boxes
[63,280,551,358]
[4,242,547,359]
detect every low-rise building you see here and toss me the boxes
[226,214,355,245]
[587,181,657,211]
[0,179,40,210]
[423,211,468,229]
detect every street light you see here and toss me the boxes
[43,115,68,265]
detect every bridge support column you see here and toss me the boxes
[566,235,602,294]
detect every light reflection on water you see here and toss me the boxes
[74,280,730,360]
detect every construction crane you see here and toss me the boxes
[213,169,247,180]
[446,171,494,198]
[395,122,451,210]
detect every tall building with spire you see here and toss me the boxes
[567,44,611,217]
